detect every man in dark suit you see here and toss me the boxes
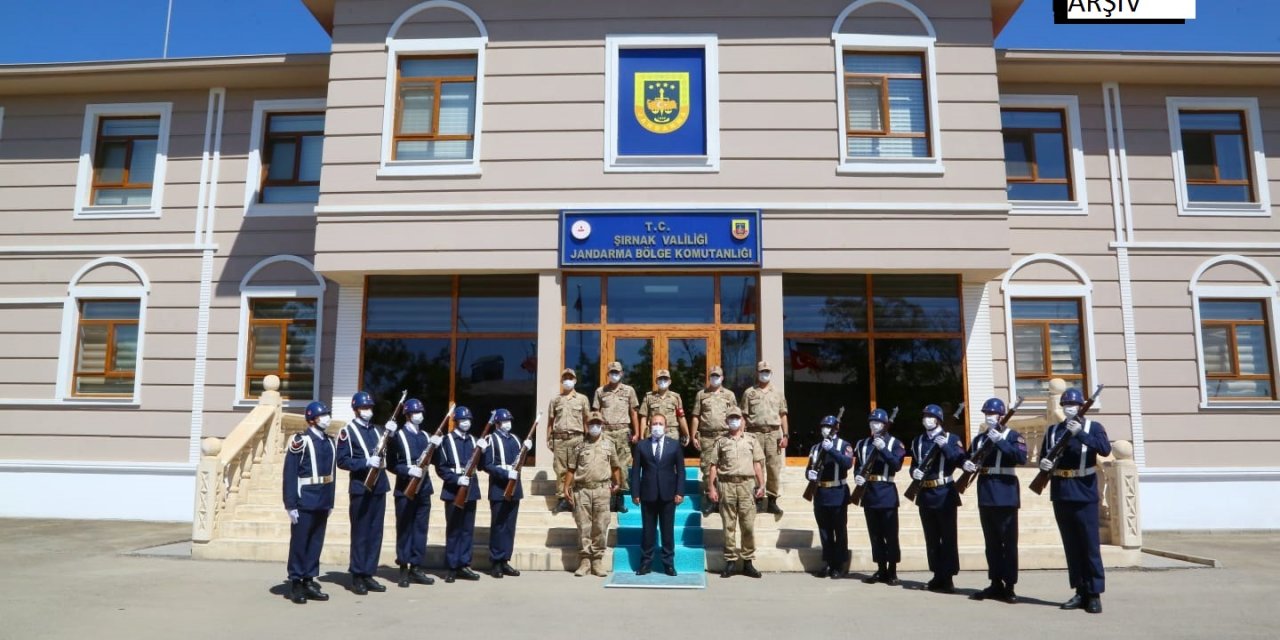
[630,413,685,576]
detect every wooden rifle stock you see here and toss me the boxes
[451,412,497,507]
[903,402,965,503]
[1029,384,1105,495]
[955,397,1025,494]
[849,406,897,506]
[504,412,543,501]
[362,390,407,491]
[802,406,845,502]
[403,402,456,500]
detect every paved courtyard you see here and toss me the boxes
[1,519,1277,639]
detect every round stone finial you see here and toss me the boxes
[1112,440,1133,460]
[263,375,281,392]
[201,437,223,457]
[1048,378,1068,393]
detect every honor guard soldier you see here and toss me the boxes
[966,398,1028,603]
[434,406,486,583]
[387,398,439,588]
[562,411,621,577]
[549,368,591,514]
[335,390,391,595]
[740,361,789,515]
[593,361,639,513]
[853,408,906,586]
[1040,388,1111,614]
[692,365,737,517]
[708,406,764,578]
[639,369,690,444]
[283,401,337,604]
[806,416,854,578]
[482,408,532,578]
[909,404,966,594]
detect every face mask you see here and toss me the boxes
[562,379,575,390]
[727,418,742,431]
[410,413,424,426]
[657,379,670,391]
[1063,405,1080,419]
[358,409,373,421]
[457,419,472,432]
[317,415,332,429]
[869,421,884,434]
[500,421,513,433]
[588,425,602,437]
[922,417,938,429]
[651,425,665,440]
[984,414,1000,428]
[820,427,832,438]
[709,375,722,387]
[758,372,771,383]
[608,373,622,383]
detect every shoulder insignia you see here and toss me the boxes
[288,435,305,454]
[1016,435,1026,444]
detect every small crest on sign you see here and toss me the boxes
[731,219,750,240]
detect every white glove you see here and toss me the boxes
[911,468,925,481]
[821,439,834,451]
[872,437,887,451]
[523,439,533,450]
[1066,420,1083,436]
[429,435,443,447]
[987,428,1005,442]
[476,438,490,451]
[854,476,867,487]
[507,469,519,481]
[932,435,948,447]
[287,509,299,525]
[458,476,471,487]
[407,466,424,478]
[1039,458,1055,472]
[384,420,398,433]
[806,470,819,481]
[365,455,382,468]
[962,460,978,473]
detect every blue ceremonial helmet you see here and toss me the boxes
[304,401,330,423]
[454,406,473,422]
[351,390,374,410]
[819,415,839,429]
[922,404,945,422]
[981,397,1007,416]
[493,408,514,423]
[404,398,425,415]
[1060,388,1085,406]
[868,408,889,424]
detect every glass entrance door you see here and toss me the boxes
[608,331,713,458]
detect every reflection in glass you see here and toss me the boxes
[565,276,602,325]
[455,337,538,426]
[873,338,965,447]
[607,276,714,324]
[872,274,961,333]
[720,330,758,394]
[564,330,601,393]
[366,276,452,333]
[668,337,708,455]
[782,274,866,333]
[783,338,870,456]
[720,275,758,325]
[613,338,654,392]
[457,275,537,333]
[361,338,451,423]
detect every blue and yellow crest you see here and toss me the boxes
[634,72,690,134]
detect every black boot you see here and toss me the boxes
[1085,595,1103,614]
[457,566,481,581]
[1000,582,1018,604]
[362,575,386,592]
[720,560,737,578]
[1061,592,1085,610]
[350,574,368,595]
[501,562,521,577]
[303,579,329,601]
[743,561,762,579]
[398,564,411,588]
[883,563,900,586]
[444,570,457,584]
[767,497,784,516]
[489,564,505,579]
[409,566,435,585]
[971,581,1002,601]
[289,580,307,604]
[814,565,832,578]
[863,562,885,584]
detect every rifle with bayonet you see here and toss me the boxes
[955,397,1025,494]
[504,411,543,501]
[451,411,497,507]
[903,402,965,503]
[849,406,898,506]
[1029,384,1105,495]
[403,401,456,500]
[802,406,845,502]
[363,390,407,491]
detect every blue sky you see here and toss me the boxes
[0,1,1277,64]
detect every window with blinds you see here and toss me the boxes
[1011,299,1086,400]
[92,117,160,206]
[246,299,317,399]
[843,52,930,159]
[1200,299,1275,399]
[261,113,324,204]
[1179,110,1255,204]
[73,299,141,396]
[394,56,478,161]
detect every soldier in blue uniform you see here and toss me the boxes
[909,403,967,594]
[805,415,854,579]
[853,408,906,585]
[482,408,533,578]
[282,401,337,604]
[388,397,442,588]
[1040,387,1111,614]
[335,390,392,594]
[434,405,487,583]
[965,397,1028,603]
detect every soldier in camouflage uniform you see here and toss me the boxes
[639,368,689,445]
[740,361,789,516]
[708,406,765,579]
[692,365,737,517]
[548,367,590,514]
[563,411,622,577]
[593,360,639,513]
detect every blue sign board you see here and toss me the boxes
[617,48,707,157]
[560,210,761,267]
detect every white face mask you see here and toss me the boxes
[410,413,424,426]
[984,414,1000,428]
[758,372,771,383]
[608,372,622,383]
[869,421,884,434]
[922,417,938,429]
[562,379,575,390]
[651,425,665,439]
[820,427,832,438]
[588,425,602,437]
[457,419,472,432]
[357,409,373,421]
[317,415,332,429]
[727,418,742,431]
[500,421,513,433]
[1063,405,1080,419]
[657,379,670,390]
[709,375,722,387]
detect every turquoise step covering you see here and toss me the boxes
[610,467,705,581]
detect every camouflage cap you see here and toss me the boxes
[709,365,724,376]
[656,369,671,379]
[608,361,623,372]
[726,405,743,418]
[588,411,604,424]
[756,360,772,372]
[561,367,577,379]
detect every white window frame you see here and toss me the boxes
[1189,255,1280,410]
[73,102,173,219]
[1001,95,1089,215]
[1000,254,1099,411]
[379,1,488,178]
[234,255,325,408]
[243,98,326,217]
[1167,97,1271,217]
[56,257,150,404]
[603,34,721,173]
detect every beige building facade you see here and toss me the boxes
[0,0,1276,529]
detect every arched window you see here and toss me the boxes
[235,255,325,405]
[1189,255,1280,406]
[1000,254,1097,405]
[59,257,151,401]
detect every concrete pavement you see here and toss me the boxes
[2,519,1278,639]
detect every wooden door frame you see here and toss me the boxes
[604,329,719,389]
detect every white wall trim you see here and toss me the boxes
[0,460,195,473]
[330,280,365,423]
[316,201,1012,215]
[243,98,326,218]
[73,102,173,220]
[0,243,214,255]
[56,257,151,403]
[387,0,488,41]
[603,34,721,173]
[1114,247,1146,466]
[1001,94,1089,215]
[0,463,194,521]
[234,255,326,406]
[187,249,215,463]
[1166,96,1271,217]
[1119,241,1280,251]
[1140,468,1280,530]
[193,89,219,244]
[67,256,153,293]
[1188,254,1280,409]
[963,281,996,438]
[832,0,937,38]
[202,90,227,245]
